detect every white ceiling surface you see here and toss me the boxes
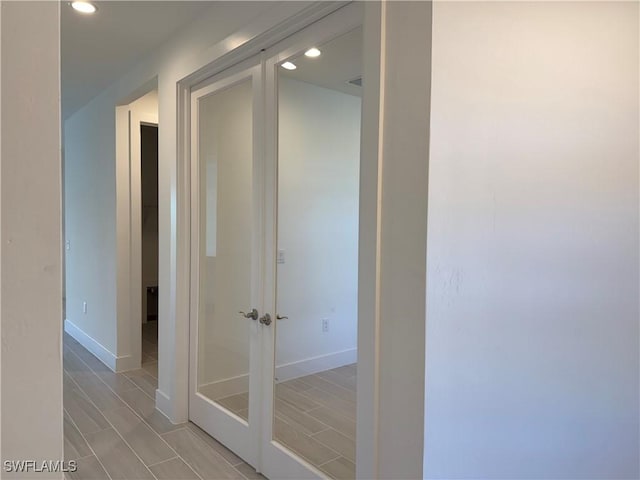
[62,1,215,119]
[282,27,362,97]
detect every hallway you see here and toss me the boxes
[63,332,265,479]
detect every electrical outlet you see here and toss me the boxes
[83,301,87,314]
[322,318,329,333]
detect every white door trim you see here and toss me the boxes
[115,94,158,373]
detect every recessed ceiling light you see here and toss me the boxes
[71,1,97,14]
[281,62,297,71]
[304,48,321,58]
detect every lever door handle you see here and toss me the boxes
[259,313,272,326]
[239,309,258,321]
[276,315,288,320]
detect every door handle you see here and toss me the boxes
[259,313,272,326]
[239,309,258,321]
[276,315,288,320]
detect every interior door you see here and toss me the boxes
[259,5,363,479]
[188,4,362,478]
[188,58,264,467]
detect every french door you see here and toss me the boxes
[189,4,362,478]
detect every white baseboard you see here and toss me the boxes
[276,348,357,382]
[195,349,357,399]
[155,389,172,420]
[115,354,140,372]
[64,319,117,372]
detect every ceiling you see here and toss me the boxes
[61,1,214,119]
[281,27,363,97]
[62,2,362,120]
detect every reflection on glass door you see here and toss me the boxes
[197,78,254,420]
[272,27,362,479]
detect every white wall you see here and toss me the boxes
[63,1,315,420]
[1,1,63,477]
[276,76,360,374]
[425,2,639,478]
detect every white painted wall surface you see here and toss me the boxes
[1,2,63,477]
[276,76,360,372]
[425,2,639,478]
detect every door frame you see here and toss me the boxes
[115,88,159,373]
[174,1,381,477]
[130,111,158,363]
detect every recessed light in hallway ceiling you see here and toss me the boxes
[70,1,97,14]
[304,47,321,58]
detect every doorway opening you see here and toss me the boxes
[186,4,363,478]
[114,87,159,374]
[140,123,159,378]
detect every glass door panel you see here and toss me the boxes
[197,78,253,420]
[271,26,362,480]
[189,62,262,466]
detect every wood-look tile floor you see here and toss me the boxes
[214,365,357,479]
[63,329,266,480]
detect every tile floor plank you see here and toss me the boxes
[306,406,356,440]
[84,427,155,479]
[274,417,340,466]
[64,388,111,435]
[331,364,356,378]
[72,372,127,412]
[96,370,139,396]
[315,369,357,391]
[120,386,184,435]
[142,361,158,379]
[278,378,313,393]
[216,393,248,414]
[149,457,200,480]
[65,455,110,480]
[300,375,356,403]
[300,387,355,418]
[186,423,244,467]
[276,384,321,412]
[319,457,356,480]
[274,399,327,435]
[162,428,244,479]
[102,406,176,466]
[312,428,355,462]
[63,411,92,460]
[124,370,158,399]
